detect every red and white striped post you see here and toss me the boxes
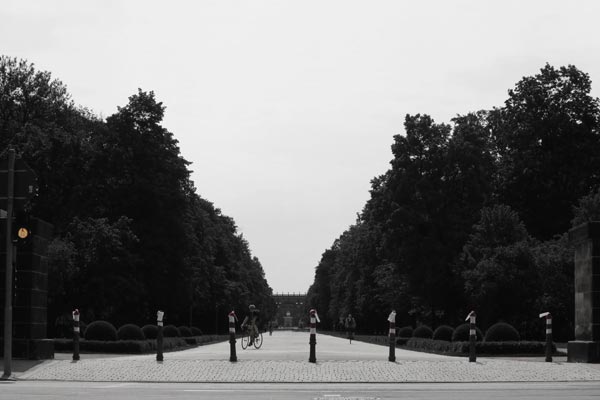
[156,310,164,362]
[308,309,320,363]
[229,311,238,362]
[72,309,80,361]
[388,310,397,362]
[539,312,552,362]
[466,310,476,362]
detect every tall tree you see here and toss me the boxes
[459,204,539,329]
[2,56,276,332]
[492,64,600,239]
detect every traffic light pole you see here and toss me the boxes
[2,148,15,380]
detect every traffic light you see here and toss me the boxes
[13,210,32,245]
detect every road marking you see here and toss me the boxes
[92,383,132,389]
[315,397,380,400]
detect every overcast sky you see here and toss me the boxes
[2,1,600,294]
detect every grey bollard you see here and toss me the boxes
[156,310,164,362]
[72,309,80,361]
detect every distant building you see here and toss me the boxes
[272,293,307,328]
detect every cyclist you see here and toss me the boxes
[241,304,260,345]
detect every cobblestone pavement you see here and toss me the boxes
[16,332,600,383]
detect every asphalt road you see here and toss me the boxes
[1,381,599,400]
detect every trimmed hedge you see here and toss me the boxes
[433,325,454,341]
[405,338,556,356]
[85,321,117,341]
[117,324,145,341]
[163,325,180,337]
[178,326,192,337]
[53,335,228,353]
[397,326,413,338]
[413,325,433,339]
[452,323,483,341]
[485,322,520,342]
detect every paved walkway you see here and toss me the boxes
[14,331,600,383]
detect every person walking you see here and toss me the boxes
[345,313,356,343]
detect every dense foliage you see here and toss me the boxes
[0,56,275,335]
[307,64,599,341]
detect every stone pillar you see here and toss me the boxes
[0,217,54,360]
[568,222,600,363]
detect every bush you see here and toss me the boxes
[84,321,117,341]
[413,325,433,339]
[433,325,454,341]
[398,326,413,338]
[191,327,203,336]
[485,322,520,342]
[142,324,158,339]
[117,324,145,341]
[163,324,180,337]
[178,326,192,337]
[452,323,483,341]
[80,321,88,338]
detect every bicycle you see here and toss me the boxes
[240,327,263,349]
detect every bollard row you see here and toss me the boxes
[63,308,557,365]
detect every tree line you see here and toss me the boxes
[306,64,600,341]
[0,56,275,335]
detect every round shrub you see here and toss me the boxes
[452,323,483,341]
[80,321,88,337]
[398,326,413,338]
[413,325,433,339]
[484,322,520,342]
[433,325,454,341]
[178,326,192,337]
[84,320,117,341]
[117,324,145,341]
[163,324,180,337]
[142,324,158,339]
[191,327,203,336]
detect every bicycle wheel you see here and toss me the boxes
[241,333,249,349]
[253,332,263,349]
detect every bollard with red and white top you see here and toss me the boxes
[72,309,80,361]
[156,310,164,362]
[229,310,238,362]
[388,310,397,362]
[308,309,320,363]
[465,310,476,362]
[539,312,553,362]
